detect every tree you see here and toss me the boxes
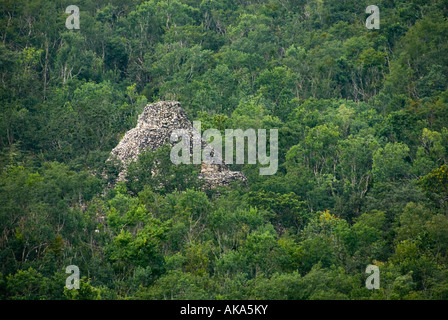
[372,142,411,183]
[125,144,202,195]
[419,165,448,212]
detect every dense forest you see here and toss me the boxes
[1,0,448,300]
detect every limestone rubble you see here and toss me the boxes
[110,101,247,188]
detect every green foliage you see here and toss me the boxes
[1,0,448,300]
[63,277,102,300]
[248,191,309,232]
[418,165,448,211]
[125,144,202,195]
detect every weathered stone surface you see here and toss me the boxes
[110,101,247,188]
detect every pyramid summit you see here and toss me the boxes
[110,101,247,188]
